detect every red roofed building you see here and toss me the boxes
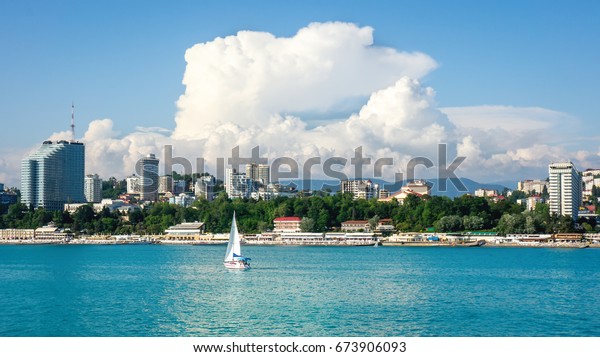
[273,216,302,233]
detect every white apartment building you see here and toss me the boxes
[549,162,582,220]
[84,173,102,203]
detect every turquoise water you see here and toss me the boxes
[0,245,598,337]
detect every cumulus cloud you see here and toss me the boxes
[173,21,437,140]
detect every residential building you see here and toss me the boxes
[21,140,85,210]
[159,175,173,194]
[84,174,102,203]
[341,220,370,232]
[246,162,270,187]
[378,180,431,204]
[136,154,159,201]
[273,217,302,233]
[517,179,548,195]
[173,180,187,194]
[582,169,600,198]
[126,175,140,194]
[194,175,215,201]
[225,168,252,199]
[474,188,498,197]
[549,162,582,220]
[340,179,377,200]
[169,193,196,207]
[0,184,17,205]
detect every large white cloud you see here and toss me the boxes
[173,21,437,140]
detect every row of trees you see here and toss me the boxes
[1,192,593,235]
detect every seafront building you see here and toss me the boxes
[548,162,582,220]
[0,183,18,205]
[379,180,432,204]
[273,216,302,233]
[474,188,498,197]
[136,154,159,201]
[517,179,548,195]
[246,163,270,186]
[225,168,253,199]
[126,175,140,194]
[194,175,215,201]
[582,169,600,198]
[158,175,173,194]
[164,222,206,240]
[21,140,85,210]
[340,179,378,200]
[84,174,102,203]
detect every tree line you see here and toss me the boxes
[1,192,595,235]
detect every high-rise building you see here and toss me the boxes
[246,163,270,186]
[126,175,140,194]
[21,140,85,210]
[549,162,582,220]
[159,175,173,194]
[225,168,252,199]
[136,154,159,201]
[84,174,102,203]
[340,179,377,200]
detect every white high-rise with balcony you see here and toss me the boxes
[84,174,102,203]
[21,140,85,210]
[548,162,581,220]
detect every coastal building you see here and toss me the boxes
[340,179,378,200]
[126,175,140,194]
[246,163,270,186]
[474,188,498,197]
[273,216,302,233]
[84,174,103,203]
[0,184,17,205]
[158,175,173,194]
[582,169,600,198]
[169,193,196,207]
[549,162,582,220]
[378,180,431,204]
[341,220,370,232]
[402,180,431,195]
[194,175,215,201]
[0,228,35,240]
[164,222,206,240]
[136,154,159,201]
[21,140,85,210]
[517,179,548,195]
[225,168,253,199]
[173,180,187,194]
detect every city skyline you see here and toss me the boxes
[1,1,600,187]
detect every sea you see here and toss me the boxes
[0,244,598,337]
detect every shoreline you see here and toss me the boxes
[0,239,598,249]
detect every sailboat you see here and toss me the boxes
[223,212,251,270]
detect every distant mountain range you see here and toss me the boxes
[281,177,511,198]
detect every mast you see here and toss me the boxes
[71,102,75,141]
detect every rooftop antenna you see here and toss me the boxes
[70,102,75,141]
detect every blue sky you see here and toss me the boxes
[1,0,599,186]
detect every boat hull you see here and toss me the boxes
[223,261,250,270]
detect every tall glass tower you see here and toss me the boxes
[21,140,85,211]
[136,154,159,201]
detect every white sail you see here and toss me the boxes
[224,212,241,261]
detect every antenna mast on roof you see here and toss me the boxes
[71,102,75,141]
